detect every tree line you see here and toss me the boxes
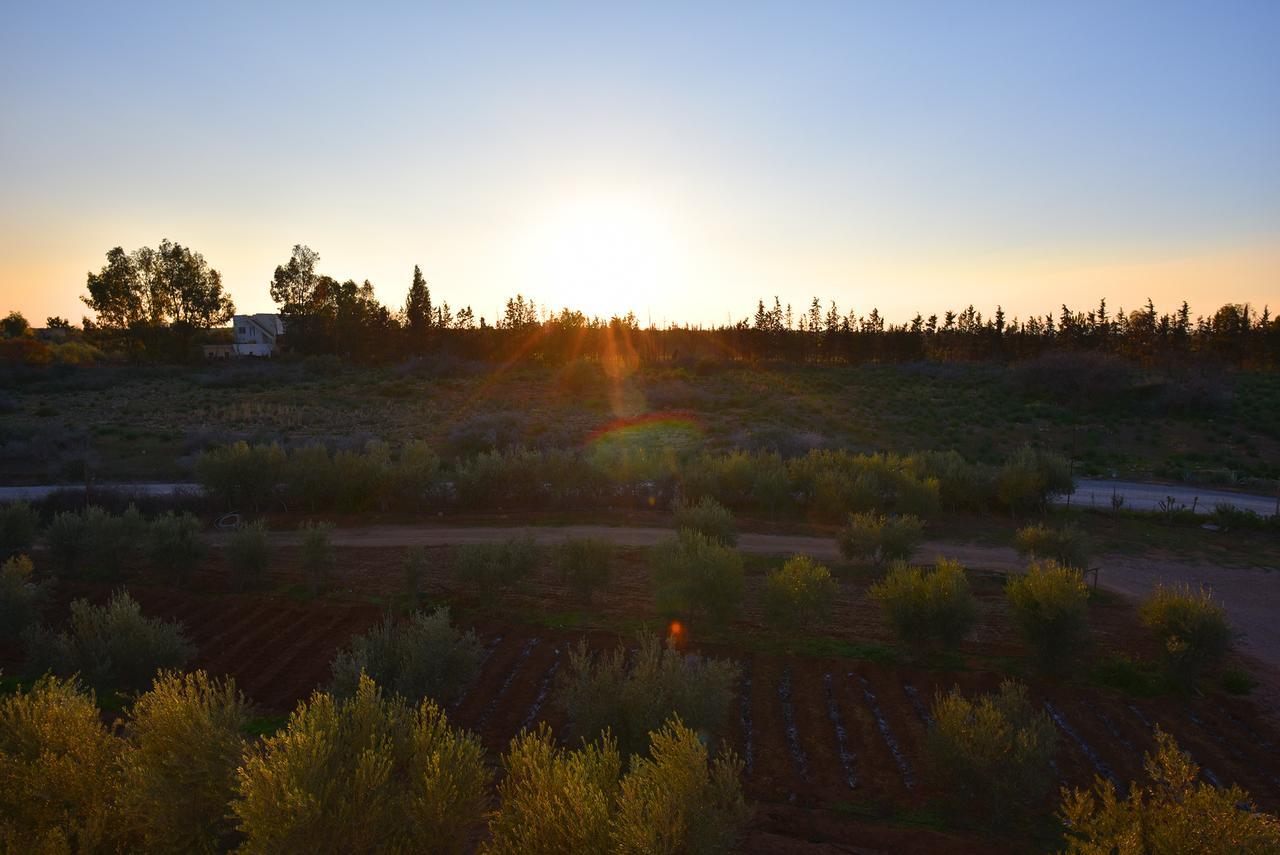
[35,241,1280,366]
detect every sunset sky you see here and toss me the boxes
[2,2,1277,327]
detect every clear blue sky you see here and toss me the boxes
[2,1,1277,326]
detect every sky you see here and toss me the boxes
[2,1,1278,328]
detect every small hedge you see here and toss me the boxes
[1060,729,1280,851]
[555,631,741,759]
[227,519,271,590]
[869,558,976,652]
[1140,583,1232,688]
[838,512,923,565]
[553,538,614,601]
[1013,523,1090,569]
[927,680,1058,820]
[453,535,541,592]
[234,674,489,853]
[299,521,335,596]
[22,590,193,693]
[1004,560,1091,673]
[487,719,749,854]
[761,555,838,629]
[672,496,737,546]
[0,501,38,559]
[329,608,483,707]
[0,555,49,642]
[649,531,744,624]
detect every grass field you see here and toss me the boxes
[3,359,1279,487]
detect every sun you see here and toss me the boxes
[516,195,685,318]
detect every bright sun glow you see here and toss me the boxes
[516,196,686,319]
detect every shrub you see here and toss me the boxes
[195,441,285,511]
[23,590,193,692]
[996,445,1073,514]
[45,505,148,580]
[1140,583,1232,687]
[672,495,737,546]
[869,558,977,652]
[404,545,428,602]
[556,630,741,759]
[485,724,621,854]
[0,555,49,642]
[761,555,838,629]
[1060,729,1280,853]
[485,719,748,855]
[649,531,744,624]
[1004,560,1091,672]
[554,538,615,601]
[233,674,489,854]
[388,440,440,509]
[1013,523,1091,569]
[611,718,750,854]
[45,508,88,575]
[299,521,335,596]
[149,511,207,584]
[837,511,924,565]
[927,680,1058,819]
[0,501,37,558]
[1211,502,1268,532]
[227,518,271,590]
[329,608,483,707]
[453,535,540,592]
[0,676,123,852]
[121,670,250,852]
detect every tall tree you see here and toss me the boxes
[403,265,432,341]
[269,245,320,313]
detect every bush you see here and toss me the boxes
[485,724,620,854]
[388,440,441,509]
[0,501,38,558]
[233,674,489,854]
[761,555,838,629]
[553,538,615,601]
[149,511,207,584]
[485,719,748,855]
[927,680,1058,820]
[837,511,924,565]
[672,495,737,546]
[996,445,1074,514]
[404,545,428,602]
[649,531,744,624]
[23,590,194,692]
[611,718,750,854]
[869,558,977,652]
[1013,523,1091,569]
[45,508,88,575]
[45,505,148,580]
[227,518,271,590]
[1004,560,1091,672]
[1140,583,1232,687]
[556,631,741,759]
[329,608,483,707]
[120,670,250,852]
[0,676,123,852]
[299,521,335,596]
[195,441,285,511]
[1060,729,1280,853]
[453,535,540,591]
[0,555,49,642]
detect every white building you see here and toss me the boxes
[204,314,284,358]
